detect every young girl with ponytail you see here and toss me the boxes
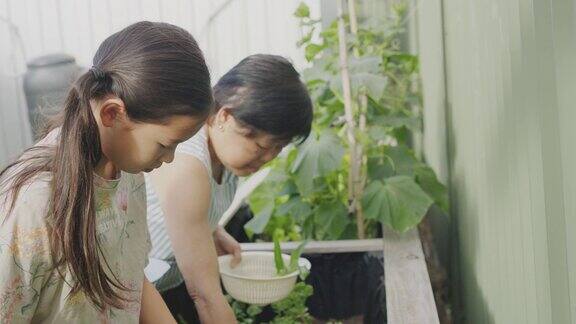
[0,21,212,323]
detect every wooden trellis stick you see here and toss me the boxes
[337,0,365,239]
[342,0,367,239]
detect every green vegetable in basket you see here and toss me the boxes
[274,237,286,275]
[273,235,309,275]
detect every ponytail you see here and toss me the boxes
[49,72,127,309]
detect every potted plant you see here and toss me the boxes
[228,1,448,322]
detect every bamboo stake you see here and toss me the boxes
[348,0,359,34]
[336,0,357,207]
[338,0,365,239]
[348,0,367,239]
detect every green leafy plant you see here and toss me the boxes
[226,295,263,324]
[270,282,314,324]
[246,1,448,240]
[227,282,314,324]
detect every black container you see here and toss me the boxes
[305,252,386,323]
[23,53,83,139]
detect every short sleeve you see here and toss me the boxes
[174,127,212,174]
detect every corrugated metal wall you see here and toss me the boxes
[0,0,319,166]
[418,0,576,323]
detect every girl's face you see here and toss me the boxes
[95,97,205,174]
[208,108,290,177]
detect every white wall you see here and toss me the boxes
[0,0,321,166]
[0,14,31,166]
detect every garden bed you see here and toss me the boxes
[237,227,439,323]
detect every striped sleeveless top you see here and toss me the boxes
[145,127,238,292]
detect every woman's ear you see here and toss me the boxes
[214,106,234,128]
[98,97,127,128]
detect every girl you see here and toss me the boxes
[146,54,314,323]
[0,21,212,323]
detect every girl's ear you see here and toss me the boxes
[99,97,127,128]
[213,105,233,127]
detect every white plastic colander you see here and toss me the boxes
[218,251,312,306]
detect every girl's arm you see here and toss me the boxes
[140,278,176,324]
[149,154,237,323]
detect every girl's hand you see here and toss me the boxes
[140,278,176,324]
[213,225,242,267]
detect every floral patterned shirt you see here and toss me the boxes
[0,169,150,323]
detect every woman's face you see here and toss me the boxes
[95,97,205,174]
[208,108,289,177]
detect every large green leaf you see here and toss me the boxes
[367,145,419,179]
[245,170,287,234]
[349,56,386,99]
[362,176,433,232]
[415,165,449,213]
[329,56,388,99]
[385,145,419,176]
[276,195,313,223]
[367,125,389,142]
[291,130,345,195]
[302,64,326,83]
[313,202,350,240]
[367,155,395,180]
[355,73,388,99]
[349,56,382,73]
[245,200,274,234]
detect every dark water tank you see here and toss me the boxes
[23,53,84,140]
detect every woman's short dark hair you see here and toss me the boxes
[213,54,313,143]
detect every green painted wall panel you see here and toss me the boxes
[417,0,576,322]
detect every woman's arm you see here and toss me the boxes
[149,154,236,323]
[140,278,176,324]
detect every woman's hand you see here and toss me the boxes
[213,225,242,267]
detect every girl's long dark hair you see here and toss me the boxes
[0,21,212,310]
